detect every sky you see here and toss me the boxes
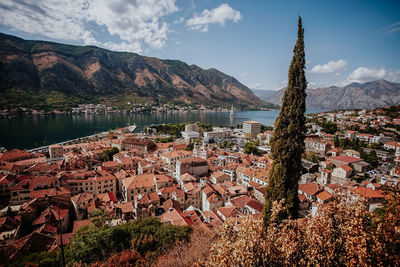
[0,0,399,90]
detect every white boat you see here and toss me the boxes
[128,124,137,133]
[230,105,234,117]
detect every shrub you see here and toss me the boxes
[200,191,400,266]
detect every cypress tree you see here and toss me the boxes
[263,16,307,227]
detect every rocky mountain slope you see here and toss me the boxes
[0,32,265,110]
[251,89,277,102]
[264,80,400,110]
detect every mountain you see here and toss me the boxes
[0,32,265,110]
[265,80,400,110]
[251,89,278,101]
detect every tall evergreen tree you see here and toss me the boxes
[263,17,307,227]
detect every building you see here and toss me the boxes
[121,174,156,202]
[243,121,261,135]
[331,165,353,184]
[363,148,394,162]
[48,144,64,159]
[121,137,156,151]
[328,155,363,167]
[67,170,117,196]
[305,137,333,156]
[384,141,400,157]
[0,149,36,162]
[175,157,208,178]
[319,169,332,185]
[181,131,200,142]
[211,171,231,184]
[161,150,193,168]
[185,123,199,132]
[0,174,16,199]
[201,183,224,211]
[203,127,232,140]
[298,183,323,202]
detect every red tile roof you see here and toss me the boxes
[352,186,388,199]
[0,149,34,162]
[298,183,322,197]
[73,219,92,232]
[246,200,264,213]
[328,155,362,164]
[316,190,333,202]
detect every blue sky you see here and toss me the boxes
[0,0,399,90]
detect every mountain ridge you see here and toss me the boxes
[263,79,400,110]
[0,32,266,110]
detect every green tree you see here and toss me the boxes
[334,135,340,148]
[100,147,119,161]
[320,121,338,134]
[263,17,307,227]
[244,140,261,155]
[362,150,379,168]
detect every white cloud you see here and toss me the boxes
[338,67,400,86]
[0,0,178,53]
[308,81,317,88]
[249,83,262,89]
[380,21,400,35]
[309,59,348,74]
[187,3,242,32]
[346,67,387,83]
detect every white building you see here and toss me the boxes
[243,121,261,135]
[203,127,232,140]
[181,131,200,141]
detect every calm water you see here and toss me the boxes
[0,109,325,149]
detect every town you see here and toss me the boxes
[0,105,399,259]
[0,102,249,118]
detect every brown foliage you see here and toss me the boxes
[107,249,148,267]
[156,229,215,267]
[201,192,400,266]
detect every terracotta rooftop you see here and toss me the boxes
[71,192,94,204]
[316,190,333,202]
[246,199,264,213]
[352,186,388,199]
[0,149,34,162]
[73,219,91,232]
[328,155,363,164]
[114,202,134,214]
[298,183,323,197]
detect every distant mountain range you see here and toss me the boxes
[0,32,266,110]
[250,89,277,102]
[253,80,400,110]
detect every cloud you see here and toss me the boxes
[346,67,387,83]
[187,3,242,32]
[249,83,262,89]
[380,21,400,35]
[309,59,348,74]
[0,0,178,53]
[338,67,400,86]
[308,81,317,88]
